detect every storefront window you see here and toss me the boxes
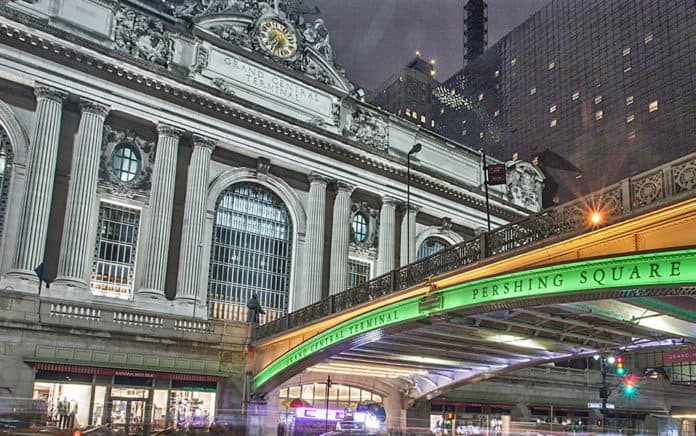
[91,386,107,426]
[33,381,91,429]
[169,389,216,429]
[152,389,168,430]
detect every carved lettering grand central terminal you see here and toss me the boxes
[200,47,335,125]
[253,248,696,391]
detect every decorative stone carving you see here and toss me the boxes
[673,159,696,193]
[349,202,378,255]
[302,18,333,63]
[505,159,544,211]
[301,56,334,85]
[331,102,341,126]
[191,46,210,74]
[114,7,170,67]
[212,77,236,95]
[344,109,389,151]
[98,125,155,199]
[173,0,262,19]
[208,24,254,49]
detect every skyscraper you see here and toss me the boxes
[463,0,488,66]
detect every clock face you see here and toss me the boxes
[258,19,298,59]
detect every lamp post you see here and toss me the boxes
[407,143,422,264]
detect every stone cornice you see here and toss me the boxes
[0,14,524,222]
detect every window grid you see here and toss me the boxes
[0,129,13,243]
[207,183,292,324]
[347,258,371,289]
[279,383,382,410]
[91,202,140,299]
[112,145,140,182]
[351,213,368,242]
[417,237,450,260]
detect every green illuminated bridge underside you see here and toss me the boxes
[253,248,696,391]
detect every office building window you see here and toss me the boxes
[548,61,555,70]
[530,87,537,95]
[622,47,631,56]
[405,108,411,116]
[550,119,557,127]
[644,33,653,43]
[478,93,485,101]
[347,258,371,289]
[626,114,635,123]
[351,213,369,243]
[628,130,636,140]
[595,110,603,120]
[91,202,140,299]
[626,96,634,105]
[549,105,557,113]
[572,91,580,101]
[479,131,485,139]
[208,183,293,324]
[594,96,602,105]
[511,58,517,66]
[431,119,435,128]
[494,110,500,117]
[649,100,658,112]
[420,114,426,123]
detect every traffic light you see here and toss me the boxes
[622,374,637,395]
[615,355,626,375]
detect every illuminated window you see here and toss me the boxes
[626,114,635,123]
[622,47,631,56]
[623,66,632,73]
[572,91,580,100]
[420,114,426,123]
[417,237,450,260]
[550,119,557,127]
[494,70,500,78]
[91,202,140,300]
[548,61,555,70]
[628,130,636,140]
[405,108,411,116]
[530,87,537,95]
[208,183,293,324]
[644,33,653,43]
[479,131,485,139]
[412,111,418,119]
[440,107,445,115]
[347,258,371,288]
[112,145,140,182]
[494,109,500,117]
[594,96,602,105]
[351,213,369,242]
[549,105,557,113]
[431,119,435,128]
[511,58,517,66]
[478,93,484,101]
[626,95,634,105]
[595,110,603,120]
[649,100,658,112]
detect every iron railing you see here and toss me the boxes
[255,152,696,340]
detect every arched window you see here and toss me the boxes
[351,213,368,242]
[0,128,13,242]
[279,382,382,410]
[417,237,450,260]
[208,183,293,324]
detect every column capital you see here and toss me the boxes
[308,172,331,185]
[192,134,216,152]
[405,203,421,213]
[335,180,355,194]
[157,123,184,138]
[381,195,398,206]
[34,85,68,103]
[79,99,110,118]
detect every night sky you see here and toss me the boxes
[306,0,552,90]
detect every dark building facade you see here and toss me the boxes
[368,56,444,131]
[439,0,696,202]
[463,0,488,66]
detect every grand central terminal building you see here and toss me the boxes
[0,0,551,432]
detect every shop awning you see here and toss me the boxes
[32,362,218,382]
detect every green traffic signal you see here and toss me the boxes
[616,366,625,375]
[623,384,635,395]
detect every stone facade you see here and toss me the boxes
[0,0,541,433]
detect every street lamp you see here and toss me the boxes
[407,143,422,264]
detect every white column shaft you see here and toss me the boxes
[301,173,329,307]
[376,197,397,276]
[175,137,215,302]
[328,182,354,295]
[137,125,181,298]
[400,206,418,266]
[11,86,66,276]
[56,100,109,286]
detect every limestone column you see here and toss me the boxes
[328,181,355,295]
[400,204,419,266]
[9,85,67,282]
[136,124,182,300]
[301,173,330,307]
[376,196,397,276]
[54,99,110,289]
[175,135,215,304]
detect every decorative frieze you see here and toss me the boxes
[114,6,171,67]
[345,109,389,152]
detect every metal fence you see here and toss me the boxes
[255,152,696,340]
